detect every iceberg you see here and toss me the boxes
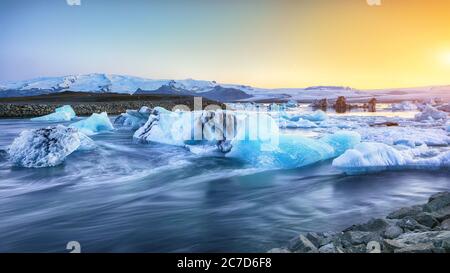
[279,118,318,129]
[269,103,286,112]
[31,105,76,122]
[134,107,279,153]
[114,106,151,130]
[286,100,298,108]
[356,126,450,147]
[134,107,360,169]
[333,142,450,174]
[8,125,94,168]
[414,105,448,122]
[301,110,328,122]
[288,110,328,122]
[391,101,418,111]
[280,110,327,123]
[318,119,359,129]
[227,131,361,169]
[70,112,114,135]
[134,107,235,150]
[134,107,198,146]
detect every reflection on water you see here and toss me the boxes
[0,114,448,252]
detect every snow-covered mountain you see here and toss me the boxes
[1,73,449,102]
[0,73,260,101]
[0,73,220,94]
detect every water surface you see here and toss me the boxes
[0,117,449,252]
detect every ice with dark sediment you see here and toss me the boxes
[114,106,151,130]
[8,125,95,168]
[134,107,361,169]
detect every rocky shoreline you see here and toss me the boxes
[0,93,224,118]
[0,102,171,118]
[270,192,450,253]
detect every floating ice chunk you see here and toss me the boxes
[414,105,447,122]
[77,133,97,151]
[134,107,239,150]
[298,110,328,122]
[318,118,359,129]
[320,131,362,155]
[286,100,298,108]
[333,142,450,174]
[134,107,279,154]
[333,143,407,174]
[280,110,327,123]
[114,106,151,130]
[391,101,418,111]
[269,103,285,112]
[134,107,196,146]
[31,105,76,122]
[279,118,318,129]
[8,125,93,168]
[227,131,360,169]
[70,112,114,135]
[356,126,450,147]
[185,145,223,156]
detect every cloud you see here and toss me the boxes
[66,0,81,6]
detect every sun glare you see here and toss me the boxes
[441,51,450,66]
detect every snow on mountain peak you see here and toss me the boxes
[0,73,220,94]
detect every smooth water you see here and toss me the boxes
[0,117,449,253]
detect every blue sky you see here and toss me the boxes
[0,0,279,84]
[1,0,450,89]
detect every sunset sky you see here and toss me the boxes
[0,0,450,89]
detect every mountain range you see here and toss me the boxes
[1,73,449,103]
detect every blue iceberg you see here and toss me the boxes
[286,100,298,108]
[299,110,328,122]
[333,142,450,174]
[31,105,76,122]
[134,107,194,146]
[227,131,361,169]
[114,106,151,130]
[281,110,328,122]
[8,125,94,168]
[133,107,360,169]
[70,112,114,135]
[279,118,318,129]
[134,108,279,153]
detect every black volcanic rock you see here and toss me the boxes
[368,98,377,112]
[334,96,348,113]
[136,85,253,102]
[271,192,450,253]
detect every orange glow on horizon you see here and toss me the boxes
[222,0,450,90]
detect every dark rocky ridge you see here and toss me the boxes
[135,84,253,102]
[270,192,450,253]
[0,91,225,118]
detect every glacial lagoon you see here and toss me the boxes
[1,105,449,252]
